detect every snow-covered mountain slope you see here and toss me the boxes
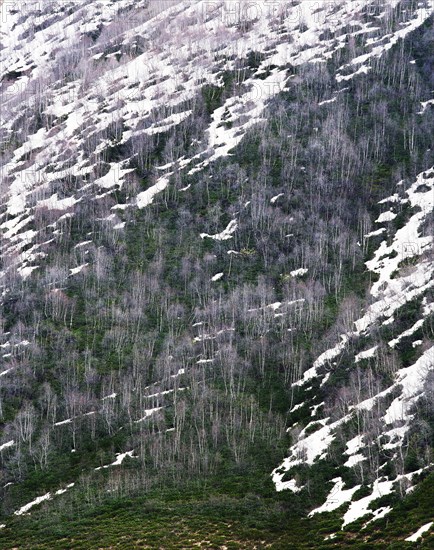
[273,167,434,527]
[0,0,433,543]
[1,0,432,278]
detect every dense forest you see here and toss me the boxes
[0,1,433,547]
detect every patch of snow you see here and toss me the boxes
[376,211,397,223]
[318,97,337,106]
[111,204,129,211]
[343,478,393,526]
[363,506,392,527]
[171,368,185,378]
[379,194,401,204]
[290,268,308,277]
[365,171,433,299]
[74,241,92,249]
[55,483,75,496]
[336,64,371,82]
[293,335,349,387]
[273,416,346,491]
[389,319,424,348]
[0,441,14,452]
[270,193,284,204]
[94,163,134,190]
[309,477,361,516]
[382,426,409,451]
[200,220,238,241]
[14,493,51,516]
[342,471,420,527]
[355,346,378,362]
[137,176,170,208]
[383,346,434,425]
[311,402,325,417]
[69,264,88,276]
[345,435,364,456]
[18,265,39,278]
[344,454,366,468]
[274,477,304,493]
[144,388,187,399]
[364,228,386,238]
[102,393,117,400]
[320,372,331,387]
[423,297,434,316]
[95,450,136,470]
[134,408,163,422]
[405,522,433,542]
[418,99,434,115]
[0,368,14,377]
[54,418,72,426]
[37,194,78,211]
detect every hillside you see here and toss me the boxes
[0,0,433,547]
